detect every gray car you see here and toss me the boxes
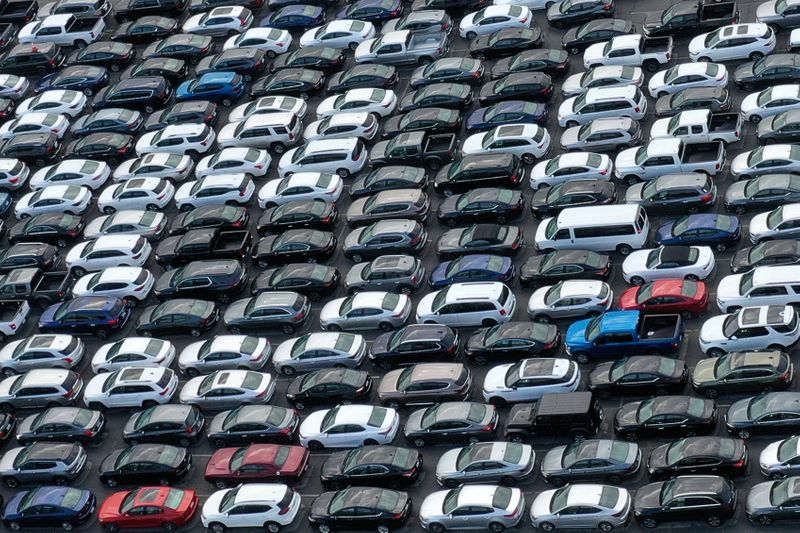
[345,255,426,294]
[760,436,800,479]
[346,189,430,227]
[419,485,525,532]
[344,219,428,263]
[0,369,83,411]
[530,484,632,531]
[223,291,311,335]
[435,441,536,488]
[746,477,800,526]
[560,118,641,152]
[540,439,641,487]
[757,0,800,29]
[382,10,452,34]
[0,442,86,488]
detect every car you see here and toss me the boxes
[429,254,513,289]
[98,487,199,531]
[622,245,715,285]
[561,18,634,55]
[382,108,461,140]
[174,174,253,211]
[120,57,188,84]
[465,321,559,366]
[614,395,718,441]
[410,58,484,90]
[321,446,422,490]
[224,27,292,57]
[547,0,614,27]
[462,124,549,163]
[382,10,452,34]
[144,101,219,133]
[253,263,339,300]
[478,72,553,106]
[0,75,29,100]
[349,167,427,199]
[530,180,616,219]
[91,337,176,374]
[7,213,85,248]
[0,158,29,190]
[653,214,741,252]
[0,113,69,142]
[689,23,776,62]
[207,444,303,487]
[196,147,270,179]
[460,5,533,38]
[250,68,325,99]
[257,198,336,234]
[2,486,95,531]
[156,259,249,303]
[15,185,91,219]
[345,255,424,295]
[122,404,205,447]
[626,172,717,214]
[648,62,728,99]
[180,369,275,410]
[71,267,154,305]
[177,335,270,376]
[540,439,640,486]
[183,6,253,36]
[135,124,216,158]
[201,484,301,533]
[469,27,543,60]
[224,292,311,335]
[0,243,60,273]
[378,363,471,408]
[731,145,800,180]
[320,292,411,332]
[693,350,793,398]
[309,487,411,533]
[735,54,800,92]
[530,484,632,531]
[206,405,298,447]
[561,64,643,97]
[305,112,379,142]
[63,133,135,165]
[16,90,86,118]
[633,475,737,528]
[746,477,800,526]
[730,239,800,273]
[114,153,194,183]
[527,280,613,322]
[65,235,151,277]
[368,324,460,370]
[316,88,396,119]
[482,357,580,405]
[465,101,548,133]
[142,34,214,64]
[435,223,523,259]
[0,43,65,76]
[347,189,429,228]
[29,159,110,191]
[15,406,103,444]
[99,443,191,488]
[655,86,732,117]
[111,16,179,44]
[84,210,167,241]
[270,47,344,74]
[490,48,570,79]
[618,279,709,317]
[136,299,219,338]
[420,485,525,532]
[196,48,267,81]
[335,0,403,22]
[435,441,534,488]
[434,153,525,195]
[175,72,245,107]
[398,83,474,112]
[285,368,372,411]
[167,205,247,236]
[229,96,307,124]
[328,64,398,93]
[756,109,800,144]
[700,305,800,356]
[520,250,610,288]
[260,5,326,31]
[588,355,688,398]
[0,441,86,488]
[97,178,175,215]
[299,404,399,450]
[0,132,61,167]
[65,41,135,72]
[749,203,800,243]
[344,219,427,262]
[258,172,343,208]
[560,117,641,152]
[727,391,800,439]
[529,152,612,189]
[0,368,83,412]
[84,367,177,410]
[648,436,748,480]
[759,436,800,479]
[39,296,130,338]
[404,401,497,447]
[741,84,800,124]
[253,229,337,268]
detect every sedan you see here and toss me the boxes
[379,363,471,408]
[735,54,800,91]
[167,205,247,236]
[272,332,366,375]
[438,188,524,226]
[429,254,514,288]
[183,6,253,36]
[478,73,553,106]
[29,160,110,191]
[114,153,194,183]
[300,20,376,50]
[179,370,274,410]
[746,477,800,526]
[223,27,293,57]
[249,68,325,99]
[258,173,343,208]
[482,358,580,405]
[270,47,344,74]
[465,101,548,132]
[541,439,640,487]
[252,264,339,300]
[99,444,191,487]
[177,335,270,377]
[98,487,198,531]
[84,210,167,241]
[757,109,800,144]
[328,64,398,94]
[622,245,715,285]
[561,18,634,55]
[490,49,570,79]
[728,175,800,215]
[419,485,525,532]
[730,239,800,273]
[65,42,135,72]
[531,484,631,531]
[205,444,309,487]
[404,401,497,447]
[64,134,135,166]
[759,436,800,479]
[653,214,741,252]
[3,486,96,531]
[285,368,372,411]
[299,405,399,450]
[309,488,411,533]
[470,27,543,60]
[618,279,709,317]
[647,437,748,480]
[206,404,298,447]
[201,484,301,532]
[91,338,175,374]
[135,299,219,338]
[316,88,397,118]
[530,179,616,218]
[335,0,403,22]
[435,441,535,487]
[15,185,91,219]
[252,229,337,268]
[319,292,411,332]
[547,0,614,28]
[740,84,800,123]
[648,62,728,98]
[614,396,717,441]
[692,350,793,398]
[633,475,736,529]
[398,83,474,113]
[70,108,144,137]
[460,5,533,38]
[588,356,688,398]
[320,446,422,490]
[520,249,610,288]
[529,152,612,189]
[465,322,559,365]
[731,144,800,180]
[16,406,103,445]
[111,16,179,44]
[259,5,326,31]
[410,58,484,90]
[7,213,85,248]
[436,224,523,259]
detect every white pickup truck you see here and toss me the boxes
[615,138,726,184]
[355,29,448,66]
[19,14,105,47]
[0,300,29,342]
[584,34,673,73]
[650,109,742,144]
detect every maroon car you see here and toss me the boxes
[204,444,309,489]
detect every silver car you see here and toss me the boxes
[0,334,84,376]
[272,332,368,376]
[0,369,83,411]
[436,441,536,488]
[83,210,167,241]
[320,291,412,332]
[0,442,86,488]
[560,118,641,152]
[420,485,525,532]
[177,335,271,377]
[345,255,426,295]
[530,484,632,531]
[540,439,641,487]
[527,280,613,323]
[178,370,275,410]
[760,436,800,479]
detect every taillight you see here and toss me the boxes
[83,429,95,436]
[278,505,291,515]
[780,369,791,381]
[715,162,721,170]
[732,458,745,468]
[107,318,119,327]
[47,145,55,154]
[471,71,480,78]
[602,3,611,9]
[240,19,247,26]
[186,425,194,434]
[499,309,507,316]
[132,252,142,260]
[700,194,712,202]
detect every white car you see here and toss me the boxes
[530,484,632,531]
[741,84,800,124]
[462,123,550,164]
[16,90,86,118]
[182,6,253,36]
[647,62,728,98]
[530,152,612,189]
[277,138,367,179]
[459,5,532,39]
[29,159,110,191]
[223,27,292,56]
[482,358,580,404]
[689,23,776,62]
[303,112,379,142]
[113,153,194,183]
[66,235,151,277]
[136,124,216,157]
[201,484,301,532]
[561,65,644,98]
[0,158,29,189]
[195,148,271,179]
[0,112,69,140]
[272,332,367,376]
[316,88,398,118]
[0,75,29,100]
[97,178,175,215]
[699,305,800,356]
[420,486,525,532]
[15,184,91,219]
[228,96,308,123]
[174,174,254,211]
[716,265,800,312]
[258,172,343,208]
[71,266,154,304]
[179,369,275,409]
[731,144,800,180]
[300,20,376,50]
[83,210,167,240]
[298,404,400,449]
[749,203,800,243]
[527,280,613,322]
[622,245,715,285]
[493,0,551,9]
[91,337,176,374]
[416,282,517,327]
[319,292,412,332]
[216,112,301,150]
[177,335,271,376]
[0,334,83,376]
[83,366,178,409]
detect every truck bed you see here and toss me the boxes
[638,315,681,340]
[641,37,671,53]
[0,301,22,321]
[35,271,70,292]
[69,16,100,31]
[700,1,736,20]
[684,142,722,162]
[214,231,249,252]
[409,32,445,51]
[423,133,456,155]
[708,113,739,132]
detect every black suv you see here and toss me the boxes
[434,153,523,195]
[154,259,248,303]
[122,404,205,447]
[115,0,187,21]
[0,43,65,74]
[504,392,603,442]
[93,76,172,114]
[369,324,460,370]
[0,133,60,166]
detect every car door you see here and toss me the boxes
[325,423,363,447]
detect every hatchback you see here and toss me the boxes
[39,296,130,338]
[0,368,82,412]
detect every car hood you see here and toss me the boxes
[272,337,298,365]
[730,248,752,272]
[560,73,584,97]
[749,212,770,240]
[298,409,326,439]
[382,115,402,136]
[634,482,664,511]
[654,220,676,243]
[643,12,664,32]
[756,2,778,19]
[559,127,580,148]
[647,445,669,470]
[419,489,447,517]
[177,341,204,367]
[178,377,203,403]
[692,357,718,385]
[726,397,752,426]
[730,152,751,175]
[435,448,460,477]
[491,57,512,78]
[39,302,61,325]
[135,306,156,328]
[311,491,335,517]
[746,481,774,514]
[320,451,348,477]
[377,369,402,396]
[344,263,369,288]
[100,449,124,474]
[654,94,675,115]
[223,300,249,324]
[614,402,639,428]
[404,408,425,434]
[0,447,22,473]
[204,448,236,476]
[614,147,639,174]
[370,331,392,356]
[734,62,756,81]
[624,182,646,204]
[84,373,112,399]
[565,318,591,346]
[530,490,555,520]
[319,298,345,325]
[436,231,461,252]
[724,180,748,205]
[588,362,613,387]
[699,314,726,345]
[155,269,179,293]
[540,445,567,475]
[369,140,390,161]
[465,108,488,129]
[206,411,228,435]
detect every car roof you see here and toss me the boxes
[92,234,141,250]
[555,280,606,298]
[408,362,464,382]
[113,366,168,384]
[450,485,507,507]
[670,475,729,498]
[232,483,288,503]
[370,255,416,272]
[444,281,506,302]
[19,368,73,385]
[738,305,795,327]
[92,267,145,283]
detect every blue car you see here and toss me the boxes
[654,213,741,252]
[465,100,549,133]
[3,486,96,530]
[39,296,131,338]
[335,0,403,22]
[175,71,245,107]
[260,5,326,30]
[0,192,11,216]
[429,254,514,288]
[34,65,110,96]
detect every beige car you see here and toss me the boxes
[378,362,472,409]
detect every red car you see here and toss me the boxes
[204,443,309,489]
[99,487,198,532]
[618,279,708,318]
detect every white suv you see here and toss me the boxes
[699,305,800,357]
[174,174,255,211]
[716,265,800,313]
[65,235,151,277]
[0,158,29,190]
[278,138,368,179]
[416,282,516,327]
[135,124,216,157]
[195,147,271,179]
[217,112,302,152]
[461,123,550,164]
[558,85,647,127]
[482,357,580,404]
[83,366,178,410]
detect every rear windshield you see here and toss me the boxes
[367,407,388,427]
[241,371,263,390]
[155,370,172,390]
[492,487,513,509]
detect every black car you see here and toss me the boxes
[561,18,634,55]
[434,153,524,195]
[115,0,187,21]
[196,48,267,81]
[692,350,793,399]
[327,64,397,93]
[726,392,800,439]
[270,47,344,74]
[626,172,716,213]
[135,298,219,337]
[144,101,219,132]
[369,324,459,370]
[252,264,339,300]
[122,404,205,446]
[111,16,179,43]
[120,57,189,84]
[309,488,412,533]
[70,108,144,136]
[35,65,109,96]
[142,34,213,64]
[0,412,14,444]
[520,249,611,288]
[350,167,427,199]
[724,173,800,214]
[614,396,718,442]
[99,444,191,487]
[531,180,616,218]
[382,108,461,139]
[93,76,172,114]
[321,446,422,490]
[0,243,60,273]
[735,53,800,91]
[65,41,135,72]
[252,229,337,268]
[757,109,800,144]
[410,58,484,89]
[411,0,487,11]
[634,475,737,528]
[469,27,543,60]
[490,49,570,80]
[250,68,325,98]
[154,259,248,303]
[168,204,249,236]
[404,401,498,446]
[642,0,739,37]
[16,407,102,445]
[8,213,84,247]
[730,239,800,273]
[0,43,65,75]
[438,187,524,226]
[588,356,689,398]
[63,133,135,165]
[478,72,553,105]
[206,405,299,447]
[465,321,560,366]
[435,223,523,259]
[647,437,748,480]
[398,83,474,113]
[285,368,372,410]
[547,0,615,28]
[257,200,337,234]
[0,133,59,166]
[655,87,731,117]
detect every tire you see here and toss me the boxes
[641,519,658,529]
[757,515,773,526]
[540,522,555,532]
[348,42,359,51]
[350,254,362,263]
[500,476,517,486]
[54,476,68,486]
[429,523,446,533]
[272,142,285,154]
[657,91,668,98]
[83,87,93,97]
[327,324,342,332]
[221,98,232,107]
[88,402,105,411]
[734,205,747,215]
[178,437,191,447]
[337,168,350,178]
[616,244,633,256]
[214,480,228,489]
[698,56,711,63]
[715,242,727,252]
[549,476,565,487]
[488,523,505,533]
[574,352,590,365]
[267,50,276,59]
[162,522,177,532]
[145,105,155,114]
[533,314,551,323]
[684,274,699,281]
[413,437,425,448]
[379,322,394,332]
[95,329,109,339]
[598,522,614,532]
[481,318,497,327]
[62,522,73,531]
[768,344,786,352]
[281,366,296,376]
[7,522,20,531]
[265,522,281,533]
[443,479,459,489]
[769,472,785,480]
[466,31,477,39]
[212,438,226,448]
[228,326,242,335]
[317,524,332,533]
[622,432,638,442]
[607,474,623,484]
[750,115,762,124]
[688,206,699,214]
[209,523,226,533]
[566,120,579,128]
[489,397,506,407]
[739,429,750,439]
[4,477,17,488]
[630,276,645,286]
[707,516,722,527]
[142,400,157,409]
[552,21,564,29]
[111,64,120,72]
[190,328,202,337]
[419,56,433,66]
[308,440,324,451]
[0,368,13,378]
[427,159,441,171]
[363,439,378,446]
[643,60,659,73]
[569,46,581,55]
[750,51,764,61]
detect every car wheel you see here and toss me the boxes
[630,276,645,286]
[228,325,242,335]
[750,51,764,61]
[350,254,363,263]
[641,518,658,529]
[598,522,614,532]
[706,516,722,527]
[317,524,332,533]
[326,324,342,333]
[768,344,786,352]
[178,437,191,447]
[533,314,550,323]
[481,318,497,327]
[266,50,276,58]
[3,477,17,488]
[607,474,623,484]
[680,310,695,320]
[88,402,105,412]
[540,522,555,532]
[53,476,68,486]
[162,522,177,532]
[566,120,578,128]
[488,523,505,533]
[472,355,488,366]
[189,328,202,337]
[443,478,459,489]
[143,400,158,409]
[363,438,379,446]
[500,476,517,487]
[145,105,155,114]
[265,522,281,533]
[379,322,394,332]
[595,389,611,399]
[769,471,785,480]
[574,352,590,365]
[337,168,350,178]
[622,432,638,442]
[429,523,446,533]
[211,438,227,448]
[684,273,699,281]
[308,440,324,451]
[739,429,751,439]
[413,437,425,448]
[616,244,633,256]
[281,323,296,335]
[750,114,762,124]
[489,397,507,407]
[757,515,774,526]
[209,523,226,533]
[61,522,74,532]
[221,97,232,107]
[257,259,270,268]
[714,242,727,252]
[623,175,640,186]
[214,480,228,489]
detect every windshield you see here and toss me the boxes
[748,394,769,419]
[767,206,785,229]
[722,314,740,337]
[543,283,563,306]
[778,436,800,462]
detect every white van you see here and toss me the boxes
[534,204,649,256]
[216,111,302,153]
[716,265,800,313]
